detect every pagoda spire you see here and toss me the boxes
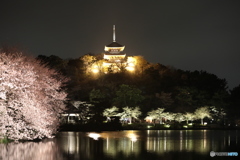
[104,25,125,52]
[113,25,116,42]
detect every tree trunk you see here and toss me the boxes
[67,115,70,124]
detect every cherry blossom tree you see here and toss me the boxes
[103,106,119,121]
[146,108,165,124]
[184,112,195,124]
[0,52,67,140]
[174,113,185,123]
[194,106,212,125]
[163,112,176,123]
[119,107,141,124]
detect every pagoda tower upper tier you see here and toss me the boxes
[104,25,125,54]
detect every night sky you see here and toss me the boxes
[0,0,240,89]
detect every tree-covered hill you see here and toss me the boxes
[36,54,239,124]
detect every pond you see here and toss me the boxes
[0,130,239,160]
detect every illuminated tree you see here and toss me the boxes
[174,113,185,123]
[133,56,149,75]
[147,108,165,124]
[0,52,67,140]
[81,54,96,74]
[92,59,105,74]
[126,56,136,72]
[119,107,141,124]
[211,90,229,121]
[209,106,226,123]
[113,58,128,73]
[184,112,195,124]
[194,106,212,125]
[103,106,119,121]
[163,112,176,123]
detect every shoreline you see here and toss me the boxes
[59,123,240,132]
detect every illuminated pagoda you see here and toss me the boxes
[103,25,135,72]
[104,25,125,60]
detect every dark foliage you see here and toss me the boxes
[36,54,239,123]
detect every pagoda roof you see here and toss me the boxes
[106,42,124,47]
[104,53,126,56]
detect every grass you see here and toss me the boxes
[0,137,13,143]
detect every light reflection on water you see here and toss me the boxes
[0,130,239,160]
[0,139,63,160]
[146,130,211,154]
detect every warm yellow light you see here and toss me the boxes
[127,57,135,63]
[147,125,152,128]
[127,133,137,142]
[145,116,153,123]
[88,133,101,140]
[126,66,135,71]
[164,124,171,128]
[91,65,99,73]
[126,57,136,72]
[103,62,110,67]
[129,62,134,67]
[92,68,99,73]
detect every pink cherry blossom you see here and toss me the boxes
[0,52,67,140]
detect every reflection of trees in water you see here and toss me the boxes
[145,130,240,154]
[0,140,63,160]
[58,131,141,159]
[93,131,141,157]
[2,131,237,160]
[103,137,141,157]
[99,130,240,158]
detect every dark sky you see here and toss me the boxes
[0,0,240,89]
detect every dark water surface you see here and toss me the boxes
[0,130,239,160]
